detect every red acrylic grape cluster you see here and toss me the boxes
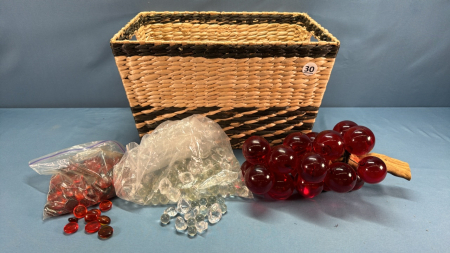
[64,200,114,239]
[241,120,387,199]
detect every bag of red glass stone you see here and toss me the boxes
[29,140,125,220]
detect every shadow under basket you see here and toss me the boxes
[110,11,340,148]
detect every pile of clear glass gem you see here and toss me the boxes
[160,195,227,237]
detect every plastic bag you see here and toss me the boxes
[114,115,252,205]
[29,140,125,219]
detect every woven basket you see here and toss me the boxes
[110,11,340,148]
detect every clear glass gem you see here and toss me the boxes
[220,203,227,214]
[208,203,222,224]
[158,177,172,195]
[199,205,208,216]
[199,198,207,206]
[177,197,191,214]
[207,196,217,206]
[179,172,194,185]
[187,217,196,227]
[187,226,197,237]
[184,208,195,220]
[191,200,199,207]
[217,196,225,205]
[195,214,205,222]
[167,187,181,203]
[196,221,208,234]
[164,206,178,217]
[160,213,170,224]
[175,216,187,231]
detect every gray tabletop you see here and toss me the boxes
[1,107,449,252]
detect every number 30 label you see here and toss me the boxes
[302,62,318,76]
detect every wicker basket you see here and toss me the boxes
[110,11,340,148]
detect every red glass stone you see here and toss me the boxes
[268,145,297,174]
[242,136,271,165]
[85,221,101,233]
[99,200,113,212]
[244,164,275,195]
[240,161,253,177]
[297,177,323,198]
[98,225,114,239]
[283,132,312,158]
[343,126,376,156]
[73,204,87,219]
[98,215,111,225]
[64,222,79,234]
[68,217,79,223]
[267,173,294,200]
[299,152,328,183]
[91,209,101,216]
[325,162,357,193]
[352,175,365,191]
[357,156,387,184]
[333,120,358,136]
[85,211,99,222]
[313,130,345,160]
[306,132,318,142]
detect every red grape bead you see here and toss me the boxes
[85,210,99,222]
[64,222,79,234]
[306,132,318,142]
[325,162,357,193]
[299,152,328,183]
[297,178,323,198]
[357,156,387,184]
[343,126,375,156]
[267,173,294,200]
[242,136,271,165]
[268,145,297,174]
[73,204,87,219]
[99,200,112,212]
[313,130,345,160]
[333,120,358,136]
[352,175,365,191]
[98,225,114,239]
[240,161,252,177]
[85,221,101,233]
[283,132,312,157]
[244,164,275,195]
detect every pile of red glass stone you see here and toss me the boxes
[63,200,114,239]
[241,120,387,199]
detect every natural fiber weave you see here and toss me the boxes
[110,11,340,148]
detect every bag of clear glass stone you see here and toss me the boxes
[113,115,253,205]
[29,140,125,219]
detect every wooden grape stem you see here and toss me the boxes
[348,153,411,181]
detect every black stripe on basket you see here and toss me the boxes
[111,43,339,59]
[117,13,334,42]
[131,106,318,135]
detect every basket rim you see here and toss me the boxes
[110,11,340,46]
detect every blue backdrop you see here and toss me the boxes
[1,0,449,108]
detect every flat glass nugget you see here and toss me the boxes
[98,215,111,225]
[98,225,113,239]
[64,222,78,234]
[175,217,187,231]
[208,203,222,224]
[164,206,178,217]
[85,221,101,233]
[99,200,112,211]
[195,221,208,234]
[161,214,170,224]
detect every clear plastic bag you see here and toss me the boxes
[29,140,125,219]
[114,115,252,205]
